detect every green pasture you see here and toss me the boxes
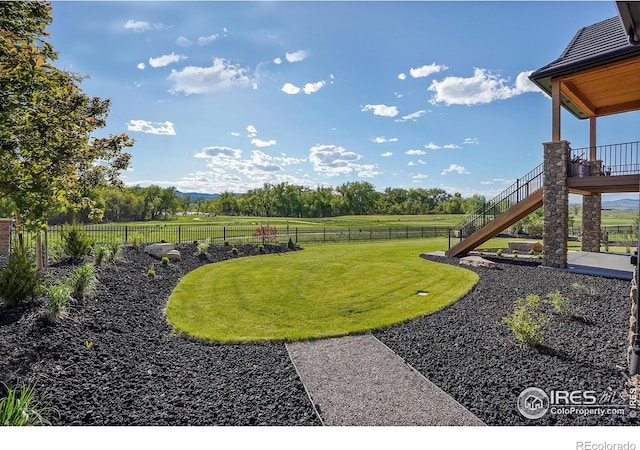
[165,239,478,342]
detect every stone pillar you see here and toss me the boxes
[582,193,602,252]
[0,218,11,255]
[629,267,638,365]
[543,141,570,268]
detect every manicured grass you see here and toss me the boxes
[166,239,478,342]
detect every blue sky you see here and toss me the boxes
[48,1,640,199]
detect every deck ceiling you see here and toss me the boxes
[557,54,640,118]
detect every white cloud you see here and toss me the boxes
[285,50,308,63]
[398,73,407,80]
[381,152,393,157]
[405,149,426,155]
[412,174,429,182]
[127,120,176,136]
[197,34,219,46]
[176,36,193,47]
[273,57,282,65]
[515,70,538,94]
[251,138,276,148]
[395,110,426,122]
[428,68,538,106]
[425,142,461,150]
[229,132,241,137]
[357,164,382,178]
[441,164,471,175]
[372,137,398,144]
[303,81,326,95]
[409,62,448,78]
[309,144,362,176]
[361,104,399,118]
[168,58,253,95]
[137,63,145,70]
[408,161,415,166]
[149,52,187,68]
[194,146,242,159]
[443,144,462,149]
[123,20,153,32]
[464,138,479,145]
[246,125,257,137]
[281,83,301,95]
[481,178,514,185]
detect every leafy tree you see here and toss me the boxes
[0,1,133,237]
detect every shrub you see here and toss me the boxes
[512,250,518,258]
[148,264,156,278]
[162,256,169,265]
[546,290,572,316]
[93,245,108,266]
[258,244,265,253]
[0,249,42,308]
[287,237,296,250]
[496,249,503,257]
[231,247,238,255]
[502,294,548,346]
[60,225,93,261]
[223,240,230,246]
[197,241,208,256]
[528,249,535,256]
[108,242,122,262]
[68,263,97,300]
[0,381,48,426]
[48,282,71,320]
[253,225,278,244]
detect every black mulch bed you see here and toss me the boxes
[374,254,639,426]
[0,244,321,426]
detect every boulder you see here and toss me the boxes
[508,241,543,252]
[460,256,497,269]
[164,249,182,261]
[144,243,178,259]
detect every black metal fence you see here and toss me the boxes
[12,223,452,254]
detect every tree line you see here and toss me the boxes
[26,182,489,224]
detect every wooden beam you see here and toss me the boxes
[567,174,640,193]
[562,81,597,117]
[589,117,596,161]
[552,79,561,142]
[596,99,640,117]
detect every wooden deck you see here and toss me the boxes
[568,174,640,194]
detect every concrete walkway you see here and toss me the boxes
[565,250,634,280]
[286,334,484,426]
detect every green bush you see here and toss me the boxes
[231,247,238,255]
[93,245,108,266]
[148,263,156,278]
[502,294,548,346]
[60,225,93,261]
[197,241,208,256]
[0,381,48,426]
[107,242,122,262]
[0,249,42,308]
[546,290,572,316]
[287,237,296,250]
[48,282,71,320]
[68,263,97,300]
[496,249,503,257]
[258,244,265,253]
[223,240,230,246]
[161,256,169,265]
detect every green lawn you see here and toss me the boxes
[165,239,478,342]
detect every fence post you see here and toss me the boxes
[406,227,409,239]
[448,228,451,249]
[125,226,128,243]
[348,228,351,242]
[224,226,226,242]
[178,226,181,243]
[323,227,326,243]
[296,227,298,243]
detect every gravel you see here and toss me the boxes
[374,254,639,426]
[0,243,321,426]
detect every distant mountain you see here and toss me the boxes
[176,191,220,201]
[602,198,640,210]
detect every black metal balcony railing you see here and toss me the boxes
[451,163,544,241]
[569,141,640,176]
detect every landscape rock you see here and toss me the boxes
[508,241,543,252]
[460,255,497,269]
[144,242,177,259]
[164,249,182,260]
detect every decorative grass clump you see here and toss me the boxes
[166,240,478,342]
[0,381,48,426]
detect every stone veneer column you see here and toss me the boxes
[581,160,602,253]
[0,218,11,255]
[629,267,638,366]
[543,141,570,268]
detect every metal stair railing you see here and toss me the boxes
[450,163,544,245]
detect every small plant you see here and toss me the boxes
[536,254,543,260]
[528,249,535,256]
[253,225,278,244]
[0,249,42,308]
[502,294,548,346]
[258,244,265,253]
[223,240,230,246]
[287,237,296,250]
[129,234,143,249]
[512,250,518,258]
[68,263,97,300]
[108,242,122,262]
[0,381,48,426]
[60,224,93,261]
[84,340,93,349]
[231,247,238,255]
[197,241,209,256]
[47,282,71,320]
[93,245,108,266]
[496,249,503,257]
[161,256,169,265]
[148,264,156,278]
[546,290,572,316]
[572,282,598,299]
